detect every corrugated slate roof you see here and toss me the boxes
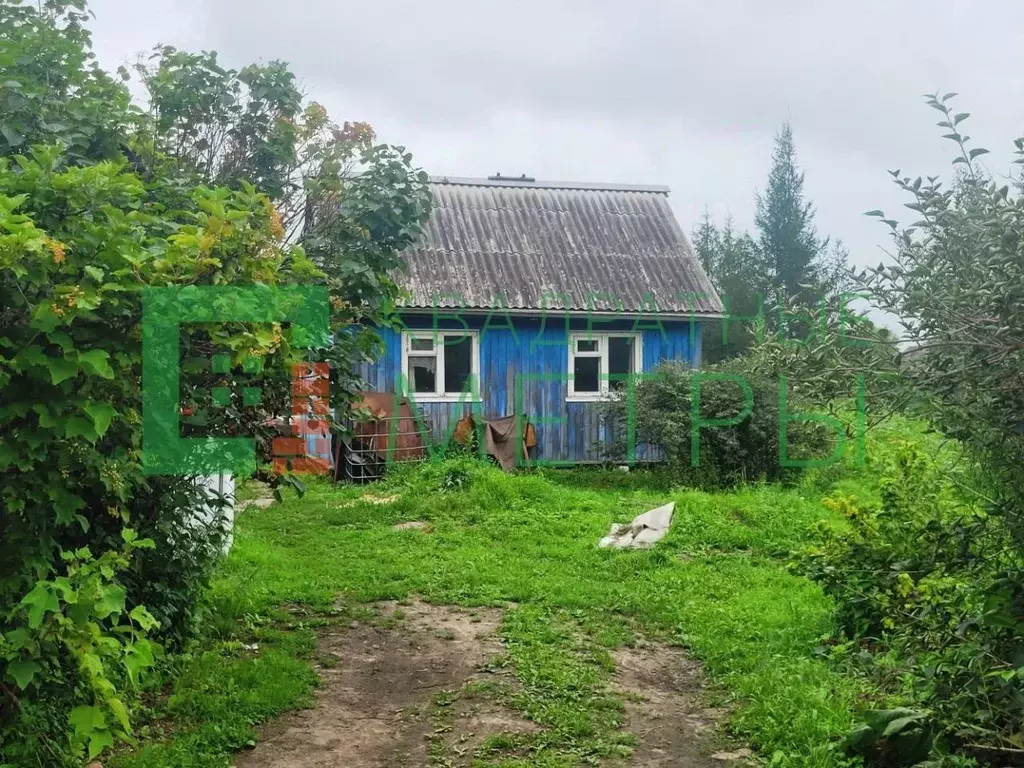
[396,176,724,315]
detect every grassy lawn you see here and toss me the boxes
[115,458,882,768]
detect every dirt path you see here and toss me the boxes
[234,602,741,767]
[234,601,531,768]
[612,644,743,766]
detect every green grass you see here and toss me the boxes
[116,456,881,767]
[114,624,318,768]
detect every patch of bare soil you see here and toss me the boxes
[612,643,745,767]
[233,600,534,768]
[436,688,541,765]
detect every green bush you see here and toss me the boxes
[605,358,835,487]
[798,441,1024,761]
[0,532,161,765]
[1,1,431,762]
[0,9,284,768]
[861,97,1024,533]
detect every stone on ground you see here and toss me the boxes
[392,521,430,531]
[711,748,753,761]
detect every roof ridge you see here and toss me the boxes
[428,175,671,194]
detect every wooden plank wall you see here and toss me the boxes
[355,315,701,464]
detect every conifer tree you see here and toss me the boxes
[755,124,846,316]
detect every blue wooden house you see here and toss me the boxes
[355,175,724,465]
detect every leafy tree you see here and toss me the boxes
[133,47,430,305]
[0,0,130,161]
[134,49,303,200]
[0,2,431,764]
[755,124,849,319]
[692,212,765,361]
[862,94,1024,530]
[786,94,1024,761]
[741,298,902,428]
[133,48,432,425]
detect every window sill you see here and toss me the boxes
[566,390,633,404]
[404,394,483,404]
[565,394,613,403]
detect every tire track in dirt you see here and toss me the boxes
[234,601,745,767]
[233,601,531,768]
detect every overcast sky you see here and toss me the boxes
[87,0,1024,321]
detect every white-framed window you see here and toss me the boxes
[567,332,642,401]
[400,330,481,402]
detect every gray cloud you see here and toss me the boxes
[88,0,1024,327]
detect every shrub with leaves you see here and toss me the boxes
[604,358,834,486]
[0,1,429,764]
[860,95,1024,534]
[741,298,903,427]
[844,708,935,767]
[1,531,160,764]
[791,94,1024,763]
[131,45,432,419]
[0,142,318,766]
[799,441,1024,760]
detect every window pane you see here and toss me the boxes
[443,336,473,394]
[410,337,434,352]
[573,356,600,393]
[576,338,599,353]
[408,355,437,393]
[608,336,635,391]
